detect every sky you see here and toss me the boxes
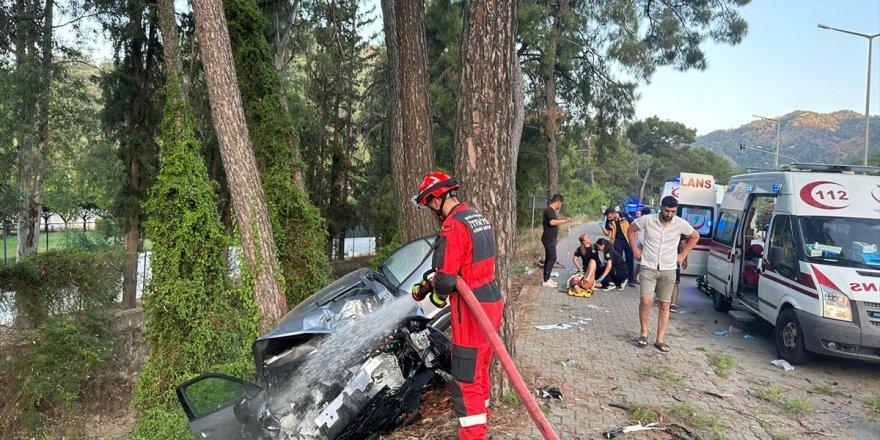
[634,0,880,134]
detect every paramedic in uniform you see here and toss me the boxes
[627,196,699,352]
[411,171,503,440]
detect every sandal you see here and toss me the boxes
[636,336,648,347]
[654,342,670,352]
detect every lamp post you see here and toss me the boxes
[818,24,880,166]
[752,114,781,169]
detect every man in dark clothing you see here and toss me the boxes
[601,208,636,287]
[595,238,629,290]
[411,171,502,440]
[541,194,572,287]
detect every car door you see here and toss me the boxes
[176,374,264,440]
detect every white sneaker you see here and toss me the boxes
[603,284,616,291]
[542,279,558,288]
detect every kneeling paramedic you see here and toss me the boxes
[411,171,503,440]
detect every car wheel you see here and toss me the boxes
[775,308,810,365]
[428,308,451,332]
[712,289,732,312]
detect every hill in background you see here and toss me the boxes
[695,110,880,169]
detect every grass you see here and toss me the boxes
[783,397,813,416]
[811,383,841,396]
[630,405,660,425]
[707,353,735,378]
[500,391,521,408]
[667,403,727,440]
[639,365,684,385]
[758,420,799,440]
[758,385,813,416]
[866,392,880,422]
[0,231,150,261]
[695,346,709,353]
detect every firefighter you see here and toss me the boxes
[411,171,503,440]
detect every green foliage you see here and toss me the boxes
[130,407,191,440]
[707,353,735,378]
[225,0,331,306]
[866,392,880,422]
[630,405,661,424]
[371,230,401,270]
[58,229,120,252]
[667,402,726,438]
[134,78,259,429]
[0,250,125,326]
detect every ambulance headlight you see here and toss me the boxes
[821,286,852,321]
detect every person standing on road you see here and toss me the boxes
[410,171,502,440]
[541,194,571,288]
[632,207,652,284]
[627,196,699,352]
[601,208,636,287]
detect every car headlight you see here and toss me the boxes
[821,286,852,321]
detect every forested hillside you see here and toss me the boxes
[696,110,880,169]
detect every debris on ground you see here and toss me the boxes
[771,359,796,371]
[534,323,572,330]
[557,359,576,367]
[743,334,754,340]
[601,422,660,438]
[713,330,729,336]
[728,326,742,333]
[537,385,563,400]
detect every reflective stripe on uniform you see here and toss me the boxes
[459,413,487,427]
[485,399,490,407]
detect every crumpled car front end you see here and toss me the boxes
[254,315,451,439]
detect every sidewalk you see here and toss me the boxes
[507,222,780,440]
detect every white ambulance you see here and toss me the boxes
[699,164,880,364]
[661,173,723,276]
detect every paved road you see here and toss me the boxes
[504,221,879,440]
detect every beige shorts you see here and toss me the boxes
[639,267,676,302]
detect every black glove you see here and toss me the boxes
[411,279,433,302]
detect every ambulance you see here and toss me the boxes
[699,164,880,364]
[660,173,723,276]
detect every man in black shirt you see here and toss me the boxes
[541,194,571,287]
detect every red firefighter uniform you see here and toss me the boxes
[432,202,503,440]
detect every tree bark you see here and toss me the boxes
[542,0,567,198]
[382,0,436,243]
[638,156,655,205]
[453,0,518,397]
[191,0,288,331]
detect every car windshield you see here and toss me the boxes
[799,216,880,268]
[380,237,435,286]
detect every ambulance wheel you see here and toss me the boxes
[775,308,810,365]
[712,289,732,313]
[773,308,810,365]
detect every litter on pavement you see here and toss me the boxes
[713,330,729,336]
[558,359,576,367]
[743,334,755,340]
[728,326,742,333]
[537,385,563,400]
[587,304,600,310]
[771,359,796,371]
[534,323,572,330]
[602,422,660,438]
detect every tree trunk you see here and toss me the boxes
[121,158,141,308]
[586,135,595,185]
[453,0,518,397]
[638,156,655,205]
[542,0,567,198]
[191,0,288,331]
[382,0,436,243]
[15,0,53,261]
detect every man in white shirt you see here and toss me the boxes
[627,196,699,352]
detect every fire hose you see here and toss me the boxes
[454,277,560,440]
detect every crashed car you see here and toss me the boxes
[176,237,453,439]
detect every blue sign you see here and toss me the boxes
[772,184,782,193]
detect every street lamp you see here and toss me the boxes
[752,114,781,169]
[818,23,880,166]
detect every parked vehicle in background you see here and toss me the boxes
[661,172,723,276]
[175,237,453,439]
[700,164,880,364]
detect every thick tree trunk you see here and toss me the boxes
[191,0,287,331]
[382,0,436,243]
[453,0,518,397]
[638,156,655,205]
[542,0,567,198]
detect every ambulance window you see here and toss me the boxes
[680,206,714,237]
[714,211,738,246]
[768,215,797,281]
